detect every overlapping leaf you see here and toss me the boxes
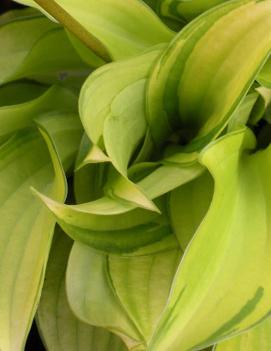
[65,165,214,349]
[257,58,271,97]
[78,0,271,208]
[79,47,162,155]
[214,317,271,350]
[3,1,271,350]
[0,8,91,86]
[156,0,229,23]
[0,127,66,351]
[147,0,271,150]
[0,83,77,138]
[0,8,55,84]
[0,76,82,350]
[34,155,203,253]
[66,241,181,350]
[15,0,173,60]
[37,227,127,351]
[149,129,271,350]
[169,171,214,251]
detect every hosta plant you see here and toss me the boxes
[1,0,271,350]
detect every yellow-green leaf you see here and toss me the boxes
[149,129,271,350]
[15,0,173,60]
[0,127,66,351]
[214,317,271,351]
[37,227,127,351]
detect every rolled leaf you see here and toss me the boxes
[147,0,271,150]
[149,129,271,350]
[79,47,162,149]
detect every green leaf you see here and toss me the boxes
[107,248,181,341]
[35,126,174,254]
[103,79,147,176]
[0,127,66,351]
[0,81,46,107]
[78,48,172,212]
[79,47,163,148]
[37,227,127,351]
[10,27,91,87]
[34,153,203,253]
[0,85,82,350]
[0,8,91,87]
[143,0,158,11]
[0,84,77,138]
[66,244,144,350]
[131,159,203,200]
[104,169,160,213]
[34,119,203,251]
[66,241,181,349]
[257,56,271,88]
[73,134,109,203]
[104,159,203,210]
[249,86,271,125]
[169,171,213,251]
[74,162,107,203]
[147,0,271,150]
[157,0,229,23]
[35,111,83,172]
[15,0,173,60]
[0,8,55,84]
[214,317,271,351]
[66,32,105,68]
[149,129,271,350]
[227,92,259,131]
[35,189,175,254]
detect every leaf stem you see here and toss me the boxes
[33,0,111,62]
